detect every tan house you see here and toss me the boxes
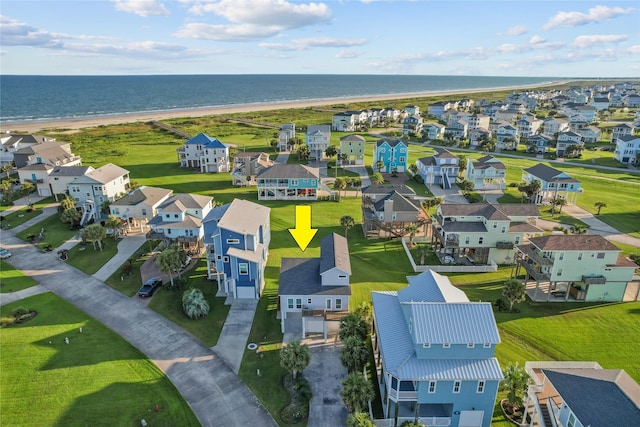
[109,186,173,232]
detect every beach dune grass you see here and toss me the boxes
[0,293,198,426]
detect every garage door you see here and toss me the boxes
[305,318,324,333]
[236,286,255,299]
[39,187,51,196]
[459,410,483,427]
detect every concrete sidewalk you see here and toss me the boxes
[1,230,277,427]
[0,284,49,307]
[212,299,259,374]
[92,233,147,281]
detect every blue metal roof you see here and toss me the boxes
[397,357,503,381]
[185,132,227,149]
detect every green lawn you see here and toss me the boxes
[0,197,56,229]
[0,293,199,426]
[147,258,230,347]
[65,238,119,275]
[105,241,161,296]
[16,214,77,251]
[0,260,39,293]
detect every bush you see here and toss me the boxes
[12,306,29,317]
[508,182,518,187]
[400,421,425,427]
[495,298,510,312]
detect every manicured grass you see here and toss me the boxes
[147,258,230,347]
[0,260,39,293]
[0,293,199,426]
[16,214,77,250]
[105,240,161,296]
[0,197,56,229]
[65,238,119,275]
[537,207,590,228]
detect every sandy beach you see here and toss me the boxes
[3,81,570,134]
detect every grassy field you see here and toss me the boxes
[0,260,39,293]
[0,197,55,229]
[105,240,161,296]
[16,214,77,251]
[65,238,119,275]
[0,293,199,426]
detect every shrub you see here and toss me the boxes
[508,182,518,187]
[12,306,29,317]
[400,421,425,427]
[182,288,210,319]
[495,298,510,312]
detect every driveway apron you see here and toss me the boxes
[212,299,259,374]
[1,233,276,427]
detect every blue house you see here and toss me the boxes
[371,269,502,427]
[522,163,582,205]
[256,164,320,201]
[202,199,270,299]
[374,138,409,173]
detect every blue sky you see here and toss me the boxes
[1,0,639,77]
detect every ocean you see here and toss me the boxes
[0,74,560,124]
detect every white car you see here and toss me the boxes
[443,255,455,264]
[0,248,11,259]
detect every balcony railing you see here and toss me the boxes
[496,241,514,249]
[387,388,418,401]
[582,275,606,285]
[518,244,553,266]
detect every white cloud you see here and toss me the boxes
[112,0,170,17]
[628,45,640,54]
[182,0,331,28]
[543,5,635,30]
[174,23,280,41]
[0,16,63,47]
[259,37,367,51]
[572,34,629,48]
[335,50,360,59]
[498,25,527,36]
[529,35,546,45]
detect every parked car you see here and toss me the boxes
[0,248,11,259]
[443,255,455,264]
[137,277,162,298]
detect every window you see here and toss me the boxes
[493,223,497,229]
[477,381,485,393]
[287,298,294,309]
[467,343,475,348]
[578,252,583,261]
[559,253,564,261]
[141,208,147,216]
[501,226,506,233]
[568,413,576,427]
[556,269,563,276]
[174,214,179,219]
[453,381,461,393]
[239,263,249,275]
[443,343,450,348]
[291,179,298,186]
[399,156,405,163]
[423,343,431,348]
[597,252,605,259]
[428,381,437,393]
[307,298,312,304]
[326,299,332,310]
[226,239,240,244]
[166,229,172,235]
[515,236,520,244]
[335,299,342,310]
[296,298,302,309]
[479,237,484,244]
[223,256,229,262]
[465,236,470,244]
[484,343,491,348]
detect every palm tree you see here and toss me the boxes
[570,224,587,234]
[420,197,442,215]
[405,224,419,247]
[457,154,468,176]
[297,145,311,161]
[371,172,384,185]
[408,163,419,181]
[339,313,368,342]
[0,179,13,201]
[374,159,384,172]
[341,373,374,413]
[182,288,210,319]
[502,278,526,312]
[346,412,375,427]
[340,153,349,166]
[333,177,347,196]
[105,215,122,238]
[340,215,355,239]
[500,363,531,410]
[551,196,567,215]
[60,194,76,211]
[1,164,12,180]
[353,302,372,329]
[340,336,369,373]
[19,182,35,206]
[155,246,182,288]
[81,224,107,251]
[60,208,81,229]
[279,341,310,380]
[595,201,607,215]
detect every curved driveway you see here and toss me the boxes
[1,232,276,427]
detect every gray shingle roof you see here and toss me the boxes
[377,137,405,148]
[49,166,94,177]
[439,203,539,221]
[373,191,420,213]
[74,163,129,185]
[217,199,270,235]
[319,233,351,275]
[279,258,351,297]
[543,369,640,427]
[524,163,580,183]
[158,193,212,210]
[257,164,319,179]
[361,184,416,196]
[528,235,619,251]
[111,186,172,207]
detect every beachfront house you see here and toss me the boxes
[332,112,359,132]
[521,163,582,205]
[371,269,502,427]
[67,163,130,225]
[373,138,408,173]
[415,148,459,189]
[523,361,640,427]
[306,125,331,161]
[279,233,351,340]
[361,184,424,239]
[109,186,173,232]
[338,134,365,165]
[256,164,320,201]
[431,203,541,265]
[230,152,273,186]
[202,199,270,299]
[515,235,637,302]
[146,193,213,252]
[465,155,506,190]
[614,135,640,164]
[177,133,229,173]
[279,123,296,151]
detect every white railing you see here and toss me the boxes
[388,388,418,400]
[401,237,498,273]
[375,417,451,427]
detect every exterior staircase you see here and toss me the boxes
[80,200,95,227]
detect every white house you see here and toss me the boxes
[465,155,506,190]
[614,135,640,164]
[306,125,331,160]
[177,133,230,173]
[279,123,296,151]
[109,186,173,232]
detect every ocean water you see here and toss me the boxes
[0,74,560,124]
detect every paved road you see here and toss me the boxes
[0,232,277,427]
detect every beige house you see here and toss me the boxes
[109,186,173,232]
